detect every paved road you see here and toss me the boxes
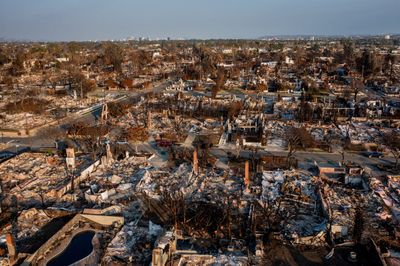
[210,147,395,176]
[363,86,399,103]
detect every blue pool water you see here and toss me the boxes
[47,230,95,266]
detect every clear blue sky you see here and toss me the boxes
[0,0,399,41]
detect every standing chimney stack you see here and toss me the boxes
[245,160,250,192]
[6,233,16,262]
[193,149,199,175]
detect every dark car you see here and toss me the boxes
[362,151,384,158]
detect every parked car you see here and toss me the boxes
[362,151,384,158]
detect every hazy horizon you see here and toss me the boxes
[1,0,399,41]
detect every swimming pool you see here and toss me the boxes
[47,230,95,266]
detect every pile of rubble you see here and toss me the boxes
[259,170,325,242]
[102,220,161,265]
[84,156,147,204]
[0,153,91,206]
[175,254,248,266]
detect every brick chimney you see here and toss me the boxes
[6,233,16,261]
[245,160,250,191]
[193,149,199,175]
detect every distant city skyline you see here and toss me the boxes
[0,0,399,41]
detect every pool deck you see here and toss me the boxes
[42,227,99,266]
[21,214,124,266]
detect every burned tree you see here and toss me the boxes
[211,69,226,99]
[328,134,347,165]
[353,206,365,244]
[181,200,228,238]
[228,102,243,119]
[64,68,96,98]
[382,131,400,170]
[66,123,109,160]
[161,189,185,233]
[285,127,300,163]
[351,79,364,102]
[193,136,213,168]
[108,102,131,118]
[252,197,284,233]
[284,126,314,165]
[296,92,314,122]
[124,127,148,153]
[4,98,50,115]
[81,126,109,160]
[171,116,186,140]
[9,49,26,76]
[103,42,123,72]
